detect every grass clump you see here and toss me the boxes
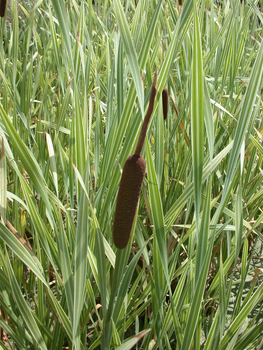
[0,0,263,349]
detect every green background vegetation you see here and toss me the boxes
[0,0,263,349]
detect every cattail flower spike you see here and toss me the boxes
[113,71,158,249]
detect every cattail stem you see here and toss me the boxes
[135,70,158,157]
[170,95,179,117]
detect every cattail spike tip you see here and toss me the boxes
[162,87,169,120]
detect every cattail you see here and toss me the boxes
[113,71,158,249]
[0,0,7,18]
[162,87,169,120]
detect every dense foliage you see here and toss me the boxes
[0,0,263,349]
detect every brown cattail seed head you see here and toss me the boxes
[113,70,158,249]
[113,155,146,249]
[162,88,169,120]
[0,0,7,17]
